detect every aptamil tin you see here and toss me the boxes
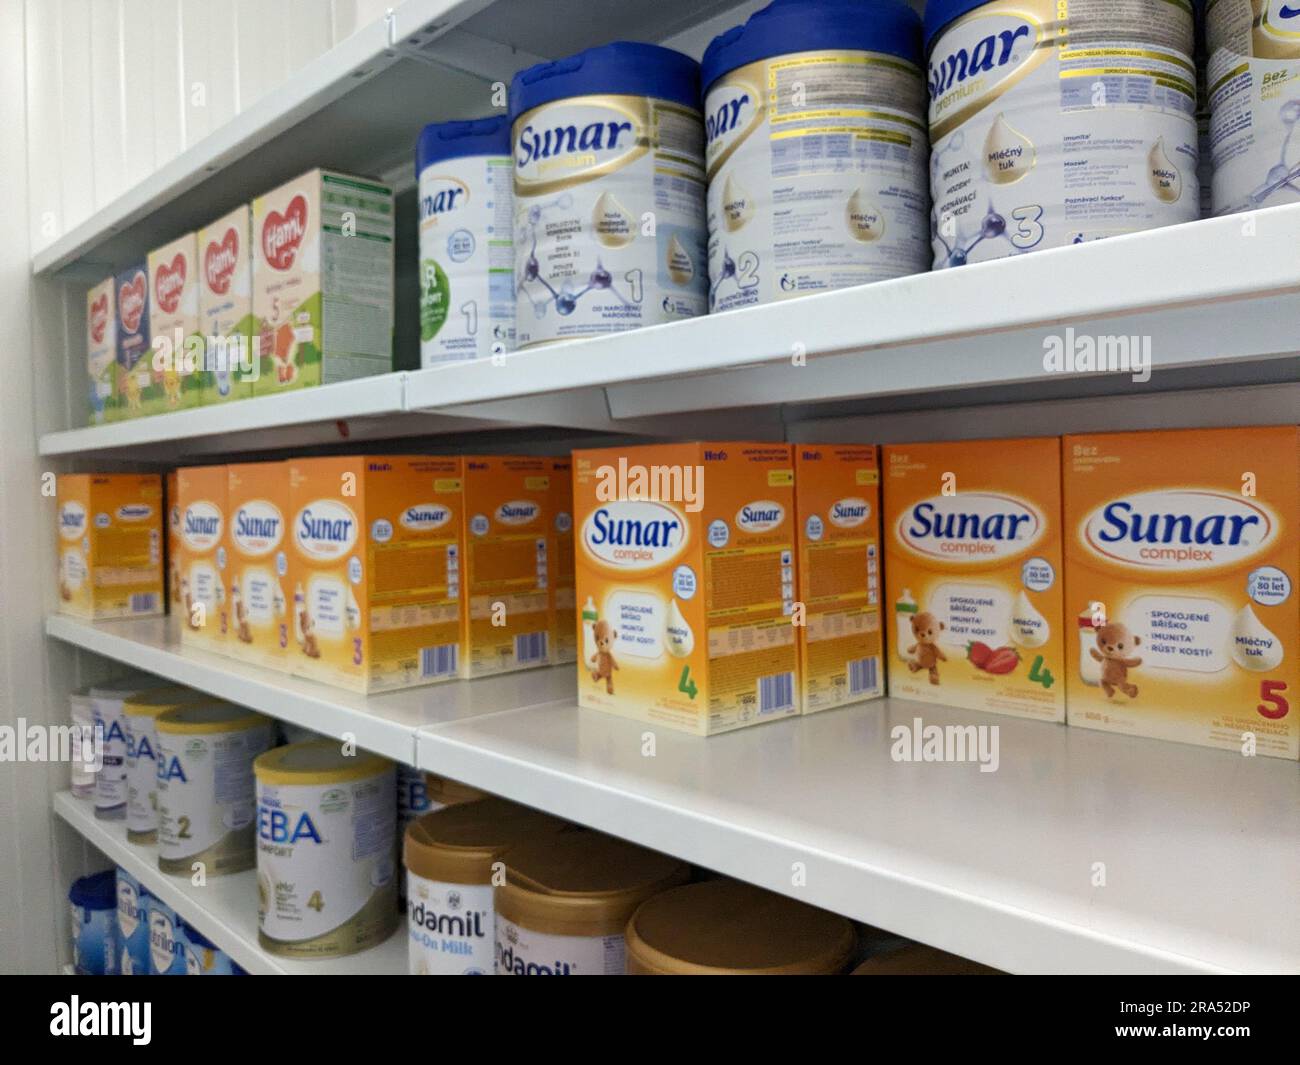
[91,675,170,820]
[417,116,515,364]
[404,797,567,975]
[495,831,689,976]
[702,0,930,311]
[254,741,398,958]
[70,869,119,975]
[1207,0,1300,214]
[155,703,274,876]
[926,0,1199,265]
[123,686,213,843]
[510,42,707,346]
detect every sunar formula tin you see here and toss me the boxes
[255,741,399,958]
[702,0,929,311]
[417,116,514,364]
[1207,0,1300,214]
[510,42,707,346]
[926,0,1199,266]
[156,703,274,876]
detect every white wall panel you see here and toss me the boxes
[181,0,238,146]
[151,0,185,168]
[120,0,156,188]
[57,0,95,232]
[24,0,62,253]
[89,0,127,209]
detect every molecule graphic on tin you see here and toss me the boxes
[516,197,636,318]
[1241,98,1300,208]
[932,202,1012,267]
[709,247,759,308]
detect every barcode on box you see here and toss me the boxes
[514,631,548,664]
[129,594,157,614]
[848,656,878,695]
[420,644,458,678]
[758,672,794,714]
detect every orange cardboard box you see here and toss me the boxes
[882,438,1065,722]
[176,465,228,654]
[225,463,289,671]
[286,455,462,692]
[1063,426,1299,758]
[458,455,554,678]
[549,457,577,665]
[573,442,799,735]
[166,470,180,614]
[794,445,884,713]
[56,474,164,619]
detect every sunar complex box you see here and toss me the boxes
[883,438,1066,723]
[252,168,394,395]
[225,463,289,672]
[794,445,883,713]
[113,263,150,421]
[147,233,203,413]
[1063,427,1299,759]
[198,205,256,403]
[549,458,576,665]
[287,456,464,693]
[457,455,554,677]
[573,443,799,736]
[86,278,116,425]
[176,465,228,655]
[57,475,164,619]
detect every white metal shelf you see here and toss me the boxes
[53,790,405,975]
[415,698,1300,976]
[40,205,1300,457]
[45,614,575,763]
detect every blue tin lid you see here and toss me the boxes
[703,0,923,93]
[925,0,999,52]
[417,115,511,172]
[509,41,700,122]
[70,869,117,910]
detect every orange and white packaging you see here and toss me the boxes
[794,445,883,713]
[57,474,164,619]
[573,442,799,736]
[286,456,463,692]
[166,470,181,615]
[549,458,577,665]
[225,463,289,671]
[458,455,554,677]
[177,465,228,654]
[882,438,1065,722]
[1063,427,1299,758]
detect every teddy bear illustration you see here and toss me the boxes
[1090,621,1141,699]
[182,577,201,631]
[298,600,320,659]
[906,611,947,685]
[162,369,182,408]
[125,372,143,412]
[588,619,618,694]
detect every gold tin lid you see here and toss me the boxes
[852,943,1002,975]
[156,701,269,735]
[122,686,214,718]
[625,880,856,975]
[254,739,391,786]
[424,772,488,807]
[496,831,689,938]
[403,797,569,885]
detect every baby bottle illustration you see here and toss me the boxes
[581,596,599,665]
[894,589,918,662]
[1077,606,1101,686]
